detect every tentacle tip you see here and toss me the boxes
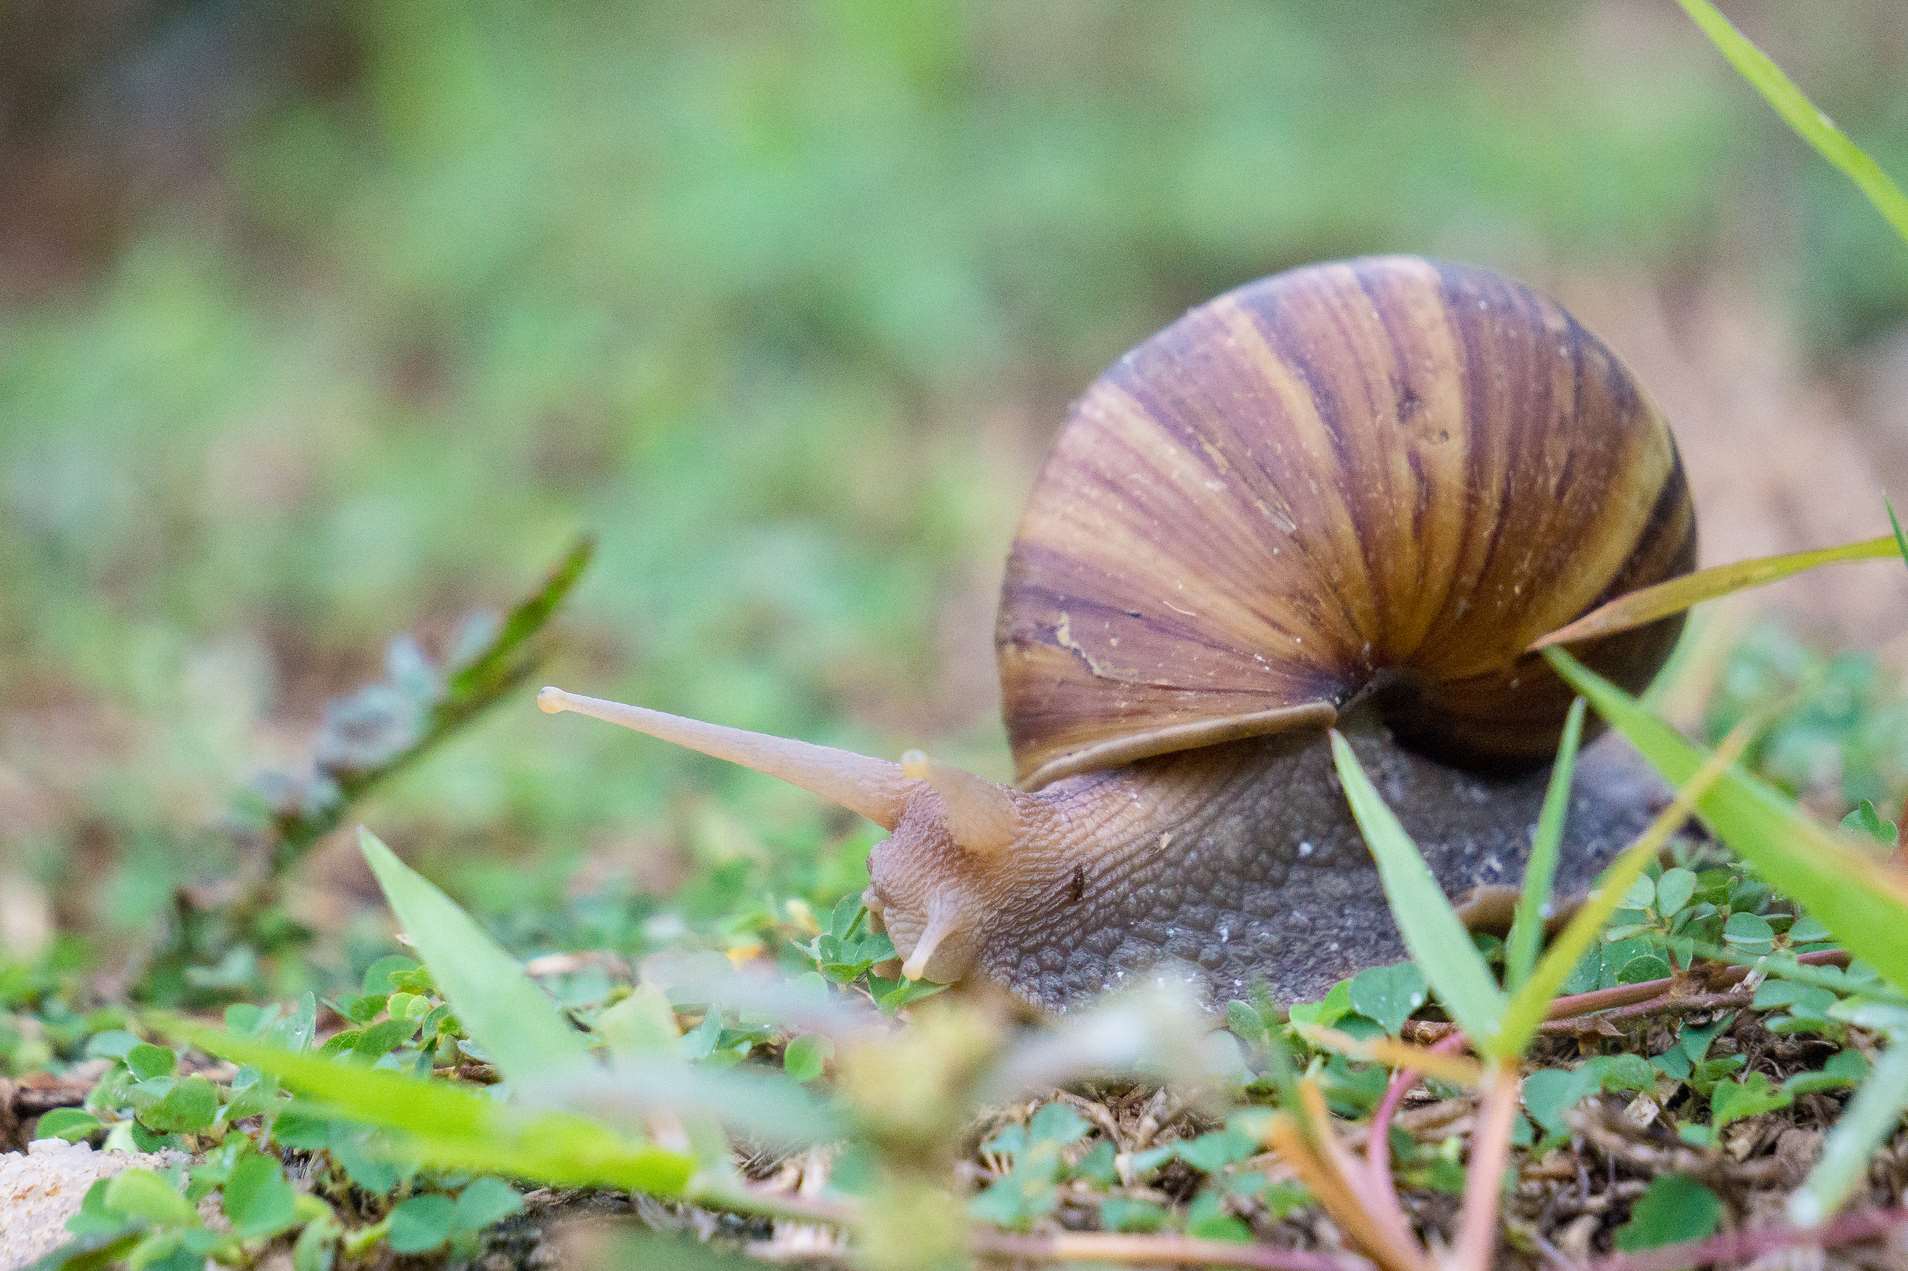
[537,686,572,715]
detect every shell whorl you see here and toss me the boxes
[996,256,1696,789]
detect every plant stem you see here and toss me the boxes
[970,1231,1360,1270]
[1366,1032,1468,1204]
[1450,1062,1520,1271]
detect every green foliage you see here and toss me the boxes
[1615,1174,1724,1251]
[1709,1072,1793,1133]
[1506,698,1586,992]
[1522,1055,1656,1142]
[176,1021,696,1194]
[1329,732,1507,1049]
[1550,648,1908,997]
[1706,628,1908,810]
[357,827,592,1082]
[1347,963,1427,1037]
[384,1181,523,1256]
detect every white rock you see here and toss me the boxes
[0,1139,188,1270]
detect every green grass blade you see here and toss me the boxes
[1504,697,1585,993]
[1329,731,1508,1050]
[1790,1039,1908,1225]
[1675,0,1908,246]
[358,827,593,1084]
[1888,498,1908,569]
[1495,715,1754,1058]
[169,1021,695,1195]
[1546,648,1908,995]
[1529,535,1899,652]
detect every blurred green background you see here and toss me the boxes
[2,1,1905,978]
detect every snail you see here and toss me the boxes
[539,256,1695,1010]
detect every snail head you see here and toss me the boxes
[537,686,1031,984]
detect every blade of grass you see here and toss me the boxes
[1888,498,1908,568]
[1546,648,1908,996]
[1528,535,1898,652]
[358,827,593,1084]
[1675,0,1908,245]
[1329,730,1507,1051]
[1505,697,1586,992]
[166,1020,695,1194]
[1494,713,1759,1057]
[1791,1039,1908,1225]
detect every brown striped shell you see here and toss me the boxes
[996,256,1696,789]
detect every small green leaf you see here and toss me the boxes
[125,1044,177,1081]
[595,985,681,1058]
[1722,912,1775,954]
[1348,962,1427,1036]
[1329,732,1507,1049]
[452,1177,524,1233]
[1711,1072,1792,1131]
[1615,1174,1722,1251]
[86,1030,141,1060]
[362,955,419,996]
[782,1035,832,1083]
[387,1193,456,1254]
[1785,1048,1869,1097]
[142,1076,219,1134]
[1841,800,1899,847]
[293,1214,340,1271]
[1224,1000,1265,1045]
[1620,874,1656,911]
[1888,498,1908,569]
[1178,1128,1253,1173]
[1184,1190,1251,1242]
[34,1108,103,1142]
[1522,1066,1599,1138]
[223,1154,299,1240]
[357,828,592,1086]
[1655,868,1698,916]
[101,1169,195,1227]
[1615,953,1672,985]
[1028,1102,1092,1147]
[1100,1195,1168,1233]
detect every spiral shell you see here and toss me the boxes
[996,256,1695,789]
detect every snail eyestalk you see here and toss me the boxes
[900,894,972,982]
[537,686,915,829]
[900,749,1019,856]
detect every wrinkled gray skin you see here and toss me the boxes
[975,712,1669,1012]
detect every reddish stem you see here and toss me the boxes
[1408,949,1849,1042]
[1451,1064,1522,1271]
[1365,1031,1468,1201]
[971,1230,1360,1270]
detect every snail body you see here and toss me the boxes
[541,256,1696,1010]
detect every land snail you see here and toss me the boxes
[539,256,1697,1010]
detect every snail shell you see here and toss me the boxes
[998,255,1694,788]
